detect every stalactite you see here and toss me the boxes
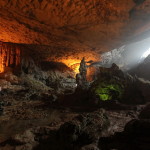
[0,42,21,73]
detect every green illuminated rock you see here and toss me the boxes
[94,83,123,101]
[90,64,125,102]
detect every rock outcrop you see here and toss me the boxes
[90,63,145,105]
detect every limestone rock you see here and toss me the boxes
[90,63,144,104]
[76,57,89,91]
[58,109,109,149]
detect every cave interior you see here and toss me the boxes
[0,0,150,150]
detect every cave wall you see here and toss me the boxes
[1,0,150,69]
[100,37,150,73]
[0,0,150,61]
[101,45,125,69]
[0,42,21,72]
[0,41,99,74]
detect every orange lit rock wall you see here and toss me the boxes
[47,51,100,73]
[0,0,146,54]
[0,0,150,71]
[0,42,21,72]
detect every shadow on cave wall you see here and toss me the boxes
[40,61,72,72]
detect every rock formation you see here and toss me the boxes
[76,57,89,91]
[0,42,21,73]
[0,0,150,63]
[0,1,150,150]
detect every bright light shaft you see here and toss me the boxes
[141,48,150,58]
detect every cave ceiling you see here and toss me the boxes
[0,0,150,63]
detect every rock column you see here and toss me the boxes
[0,42,21,72]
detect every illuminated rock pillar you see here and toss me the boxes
[0,42,21,73]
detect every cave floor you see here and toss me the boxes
[0,95,140,143]
[0,97,78,141]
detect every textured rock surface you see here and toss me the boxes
[99,119,150,150]
[0,0,150,63]
[0,42,21,73]
[0,109,110,150]
[132,54,150,80]
[0,108,138,150]
[89,63,146,105]
[0,0,133,46]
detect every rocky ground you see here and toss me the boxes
[0,104,141,150]
[0,61,150,150]
[0,79,145,150]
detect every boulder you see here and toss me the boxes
[90,63,144,105]
[58,109,109,149]
[99,119,150,150]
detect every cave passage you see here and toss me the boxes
[1,0,150,150]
